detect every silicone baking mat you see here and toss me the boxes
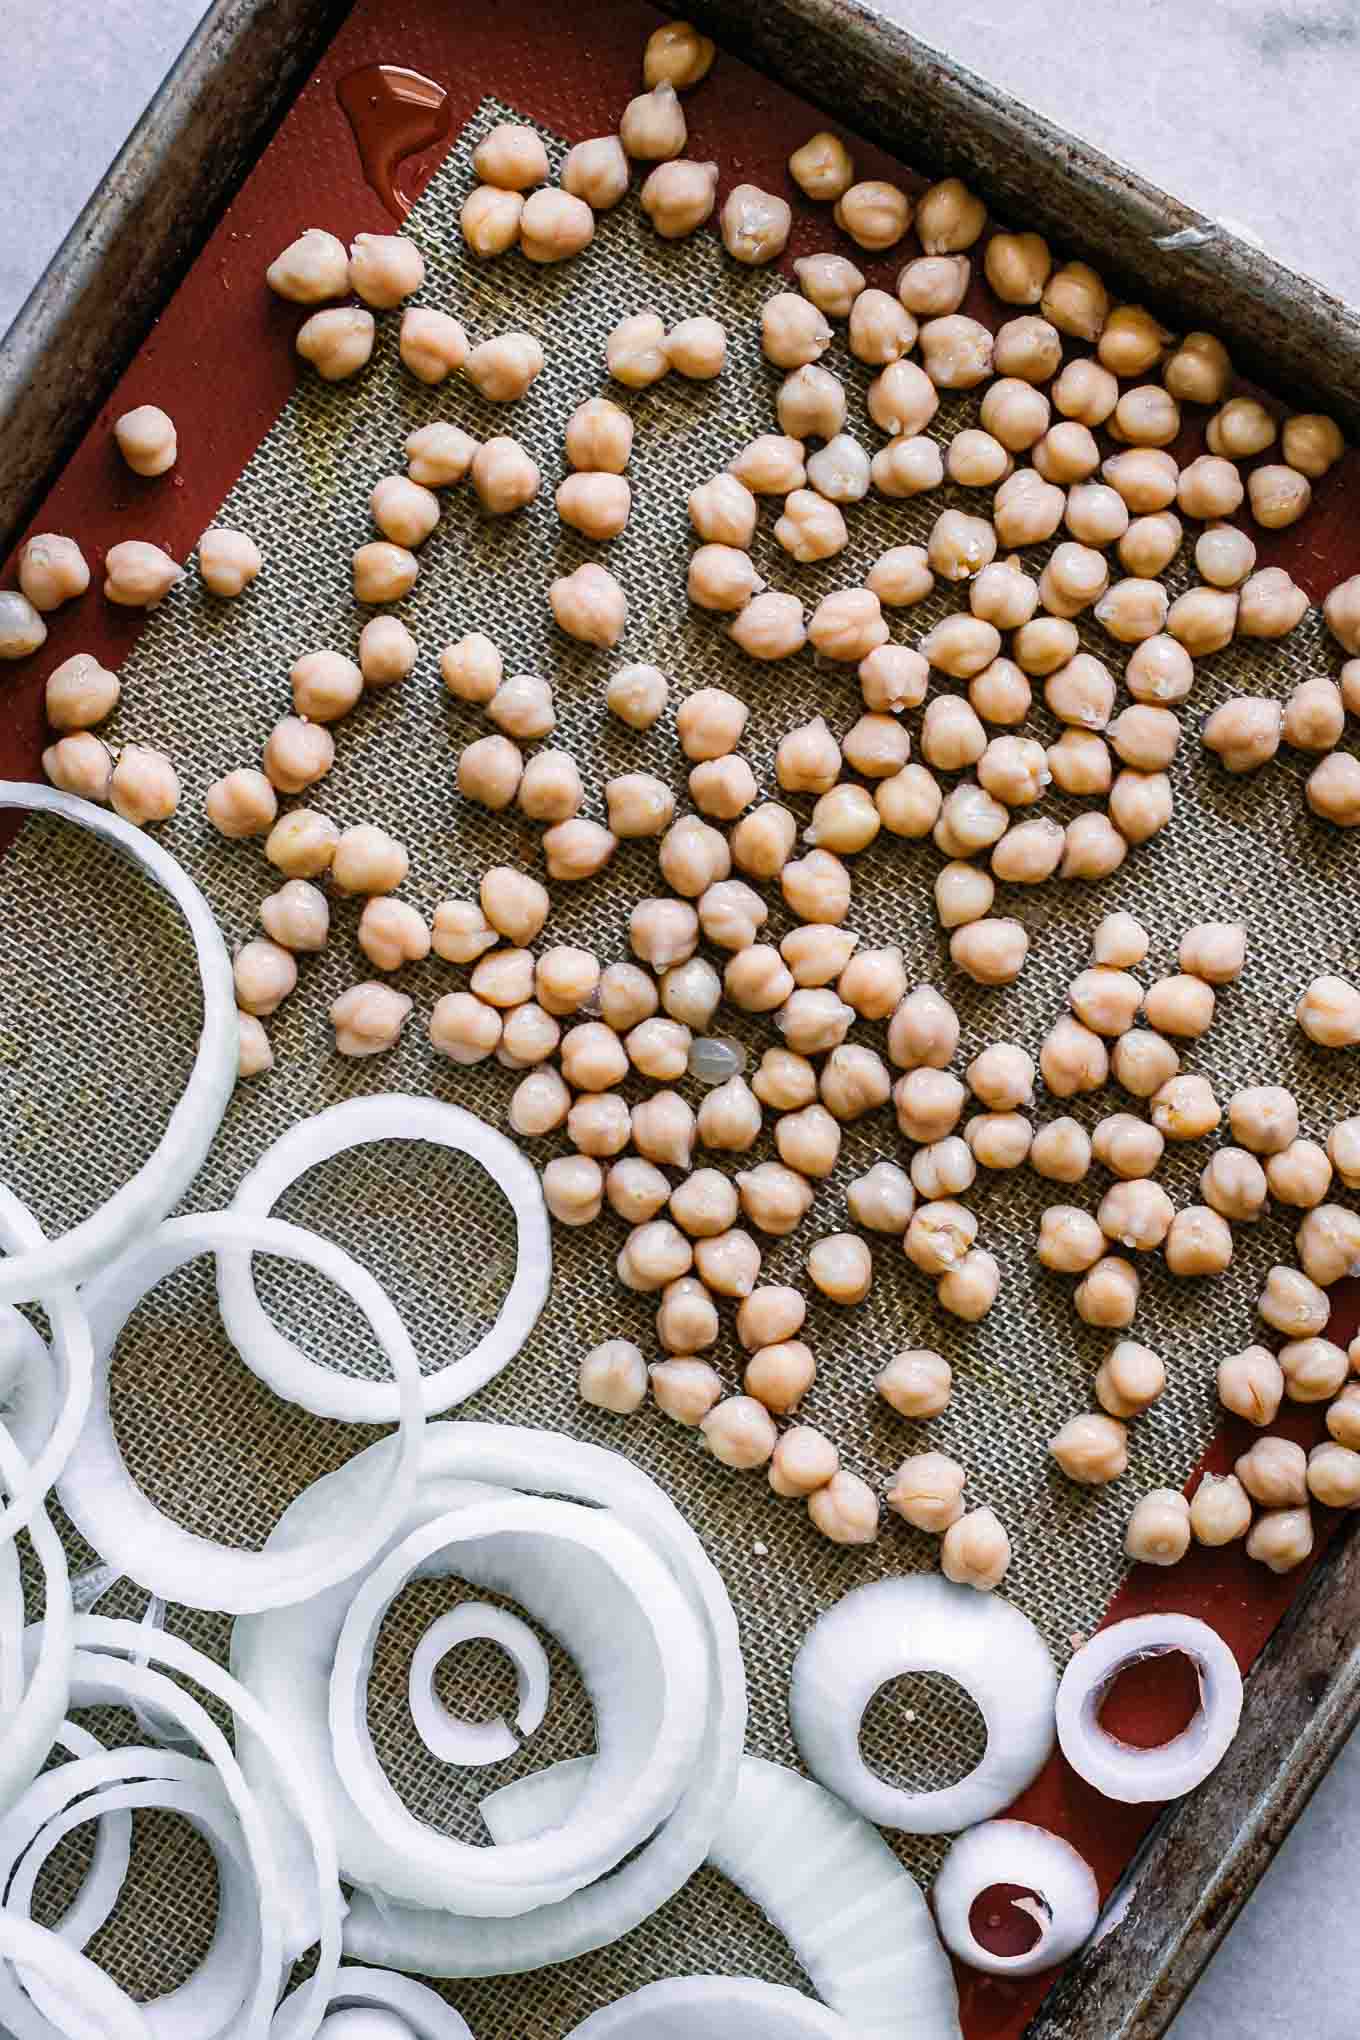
[2,1,1359,2033]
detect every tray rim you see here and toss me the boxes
[2,2,1359,2033]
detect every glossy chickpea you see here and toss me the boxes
[833,179,912,252]
[1297,973,1360,1048]
[617,1221,694,1298]
[454,734,520,813]
[620,79,687,160]
[1041,732,1107,800]
[1050,1413,1129,1485]
[549,563,627,648]
[657,1279,721,1355]
[992,314,1061,382]
[991,817,1065,885]
[498,1003,561,1071]
[728,592,807,662]
[968,1113,1033,1170]
[1245,463,1310,530]
[848,289,917,365]
[903,1199,976,1276]
[805,784,879,854]
[203,766,276,840]
[1150,1074,1221,1142]
[1201,1147,1268,1222]
[1036,1206,1105,1274]
[1236,566,1308,642]
[1268,1139,1334,1209]
[693,1227,763,1300]
[1094,1339,1166,1420]
[1164,1206,1233,1276]
[779,849,851,927]
[1281,678,1345,755]
[1306,751,1360,827]
[558,133,629,211]
[788,127,854,198]
[721,183,792,265]
[640,159,719,238]
[1295,1203,1360,1286]
[471,437,541,515]
[106,746,179,827]
[533,947,601,1023]
[1257,1263,1330,1339]
[331,982,411,1057]
[846,1162,916,1236]
[949,917,1028,987]
[1125,1490,1191,1567]
[1203,394,1276,459]
[1306,1441,1360,1512]
[934,863,994,930]
[353,897,427,973]
[877,1348,952,1420]
[777,989,854,1057]
[1050,362,1118,437]
[805,1469,879,1545]
[911,1136,976,1202]
[913,175,985,252]
[508,1067,574,1138]
[1028,1117,1090,1186]
[1074,1256,1140,1328]
[428,902,492,968]
[1187,1473,1252,1548]
[744,1339,816,1416]
[696,1076,762,1153]
[470,948,535,1013]
[1092,1114,1164,1181]
[886,1450,967,1534]
[1246,1508,1314,1574]
[1236,1436,1308,1510]
[556,471,632,542]
[940,1508,1011,1590]
[765,1426,838,1501]
[1331,1115,1360,1189]
[938,1248,1001,1321]
[667,314,727,380]
[918,314,994,390]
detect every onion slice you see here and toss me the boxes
[32,1723,133,1957]
[271,1966,476,2040]
[0,784,237,1306]
[566,1977,850,2038]
[409,1603,550,1766]
[1055,1613,1243,1803]
[218,1094,551,1420]
[933,1820,1098,1976]
[235,1422,745,1974]
[328,1495,707,1915]
[0,1427,71,1818]
[790,1575,1056,1834]
[0,1911,152,2040]
[59,1211,425,1614]
[0,1189,94,1550]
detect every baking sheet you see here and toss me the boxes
[3,1,1360,2033]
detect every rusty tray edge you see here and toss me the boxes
[3,2,1360,2033]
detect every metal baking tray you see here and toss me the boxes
[3,2,1360,2034]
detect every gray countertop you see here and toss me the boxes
[1,3,1355,2035]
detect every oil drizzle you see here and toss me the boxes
[336,64,452,220]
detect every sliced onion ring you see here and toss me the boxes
[271,1965,476,2039]
[933,1820,1098,1977]
[0,1910,151,2040]
[0,784,237,1307]
[409,1603,549,1767]
[329,1496,706,1915]
[0,1426,71,1818]
[235,1422,746,1975]
[31,1723,132,1957]
[218,1094,550,1420]
[567,1977,849,2038]
[789,1575,1057,1834]
[0,1189,95,1550]
[1055,1613,1243,1803]
[58,1211,425,1614]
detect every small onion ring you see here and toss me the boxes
[218,1095,551,1420]
[0,1189,94,1551]
[409,1603,550,1767]
[272,1966,475,2039]
[0,784,237,1307]
[58,1211,425,1614]
[933,1820,1099,1976]
[0,1911,151,2040]
[789,1575,1057,1834]
[1055,1614,1243,1803]
[328,1496,707,1915]
[567,1977,850,2039]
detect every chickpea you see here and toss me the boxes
[1109,385,1180,450]
[843,1162,914,1237]
[1235,1435,1308,1511]
[1328,1386,1360,1454]
[331,981,411,1057]
[468,122,546,191]
[509,1067,576,1138]
[231,1010,274,1082]
[42,653,117,734]
[729,592,807,662]
[1325,574,1360,656]
[618,1220,694,1294]
[1331,1115,1360,1189]
[655,820,727,904]
[453,735,521,815]
[102,539,184,610]
[1281,1334,1350,1405]
[1033,426,1100,490]
[636,157,720,240]
[696,1075,762,1153]
[779,364,848,442]
[1061,812,1126,880]
[1025,1118,1088,1187]
[832,178,910,251]
[1090,1339,1165,1421]
[625,898,695,974]
[993,470,1066,550]
[1142,974,1214,1041]
[977,383,1049,460]
[1198,1147,1267,1222]
[883,1450,966,1535]
[869,434,943,501]
[805,1468,878,1544]
[555,134,627,212]
[573,1335,648,1413]
[991,817,1064,884]
[872,764,938,839]
[485,673,553,743]
[1052,359,1119,432]
[1296,1203,1360,1286]
[604,310,670,390]
[498,1002,561,1070]
[649,1359,722,1429]
[99,742,176,829]
[1201,393,1275,459]
[843,293,914,374]
[1247,1507,1315,1574]
[1306,1442,1360,1515]
[764,1426,837,1501]
[913,176,985,252]
[878,1348,953,1420]
[429,902,495,967]
[663,1171,736,1244]
[1035,1205,1103,1274]
[1222,1084,1296,1159]
[901,1198,975,1277]
[937,1247,999,1321]
[1122,1489,1190,1568]
[971,1113,1034,1175]
[688,474,760,553]
[1150,1074,1221,1142]
[666,314,727,381]
[1245,462,1310,530]
[737,1338,815,1417]
[1297,972,1360,1048]
[292,305,374,383]
[599,667,666,739]
[657,1278,721,1355]
[255,880,327,958]
[1237,568,1309,645]
[1258,1263,1330,1339]
[543,818,617,883]
[460,185,524,256]
[1037,544,1108,623]
[556,472,632,542]
[980,226,1049,303]
[1273,410,1339,480]
[693,1227,763,1299]
[266,224,352,303]
[1040,733,1107,803]
[202,766,276,840]
[950,916,1028,987]
[992,315,1061,383]
[789,253,863,320]
[1194,525,1256,593]
[1048,1412,1129,1485]
[936,1507,1009,1589]
[1075,1255,1140,1328]
[393,308,467,390]
[934,863,994,930]
[617,79,686,160]
[976,736,1048,809]
[751,1048,817,1112]
[1200,696,1282,780]
[1307,751,1360,828]
[13,533,87,620]
[778,850,850,936]
[1091,1114,1164,1181]
[110,404,178,481]
[911,1136,976,1203]
[470,948,535,1013]
[605,1154,668,1216]
[1111,1031,1178,1101]
[776,985,854,1058]
[352,541,419,605]
[782,119,856,196]
[508,754,577,829]
[1281,677,1345,755]
[732,1287,807,1358]
[918,315,994,389]
[632,1091,698,1169]
[1267,1139,1334,1211]
[733,1162,814,1243]
[549,563,627,647]
[887,251,963,317]
[1026,252,1102,335]
[685,546,761,618]
[1165,1205,1233,1276]
[721,183,792,265]
[37,733,105,811]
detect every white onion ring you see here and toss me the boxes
[0,1308,56,1473]
[1055,1614,1243,1803]
[218,1095,551,1420]
[235,1423,745,1975]
[0,1189,94,1550]
[0,1754,257,2040]
[567,1978,849,2039]
[271,1967,475,2040]
[933,1820,1099,1977]
[65,1614,343,2035]
[409,1603,549,1767]
[0,784,237,1307]
[32,1723,132,1958]
[58,1211,425,1614]
[790,1575,1056,1834]
[0,1427,71,1818]
[328,1495,706,1915]
[0,1912,151,2040]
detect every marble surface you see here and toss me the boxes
[1,2,1357,2035]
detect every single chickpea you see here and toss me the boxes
[833,178,912,250]
[934,862,994,929]
[992,314,1061,383]
[802,785,876,857]
[781,845,852,926]
[1060,811,1127,880]
[1050,1412,1129,1485]
[734,1160,814,1239]
[657,1278,721,1355]
[701,1395,774,1476]
[1187,1473,1252,1548]
[1091,1114,1165,1181]
[1150,1073,1221,1142]
[44,652,119,731]
[846,1161,916,1236]
[1030,1117,1092,1185]
[848,288,918,368]
[352,539,420,605]
[940,1507,1011,1589]
[235,1013,273,1080]
[795,251,867,316]
[788,126,855,198]
[1223,1084,1296,1158]
[693,1227,763,1299]
[617,78,687,159]
[969,1110,1033,1170]
[1296,1203,1360,1285]
[498,1003,561,1070]
[1110,384,1180,449]
[1164,1205,1233,1276]
[331,981,411,1057]
[1309,1441,1360,1509]
[438,634,501,708]
[895,251,969,316]
[1043,731,1108,798]
[454,734,521,815]
[1196,524,1257,591]
[396,307,469,387]
[1074,1256,1140,1328]
[346,231,422,308]
[949,917,1028,987]
[938,1247,1001,1320]
[1108,1030,1178,1103]
[558,133,629,211]
[915,176,987,252]
[1237,1435,1308,1508]
[1095,1339,1166,1419]
[102,540,183,608]
[972,566,1038,636]
[618,1220,695,1296]
[516,186,594,262]
[984,228,1051,304]
[1038,543,1109,622]
[920,696,985,773]
[918,315,994,389]
[807,1469,880,1545]
[470,436,541,516]
[1307,751,1360,827]
[1201,695,1282,776]
[877,1347,952,1420]
[912,1136,976,1202]
[471,121,547,189]
[667,313,727,380]
[777,987,855,1057]
[762,294,833,373]
[1238,565,1309,640]
[1200,1147,1268,1221]
[1283,677,1345,754]
[1268,1139,1333,1209]
[1325,574,1360,655]
[264,811,341,880]
[767,1426,838,1499]
[887,1450,967,1533]
[721,183,792,265]
[1246,463,1310,530]
[1279,411,1344,478]
[1331,1115,1360,1188]
[542,818,616,884]
[1034,257,1106,337]
[686,482,756,562]
[875,763,942,838]
[113,403,177,477]
[799,436,867,510]
[603,1157,666,1222]
[473,867,546,948]
[647,1358,722,1428]
[512,751,580,825]
[429,902,495,967]
[627,898,697,974]
[991,816,1065,885]
[656,816,728,900]
[778,363,847,440]
[1330,1385,1360,1450]
[993,470,1066,548]
[1125,1490,1191,1567]
[1258,1263,1330,1339]
[978,380,1051,456]
[686,545,763,615]
[294,305,374,381]
[669,1170,740,1242]
[1279,1335,1350,1403]
[600,662,664,733]
[870,433,943,499]
[509,1067,576,1138]
[1036,1206,1105,1274]
[574,1335,647,1411]
[204,767,277,839]
[38,735,105,803]
[1247,1508,1315,1574]
[1298,973,1360,1048]
[745,1339,817,1414]
[549,563,627,647]
[357,615,416,689]
[924,620,1006,688]
[1203,394,1276,459]
[1039,1016,1108,1099]
[903,1197,976,1275]
[629,1093,696,1173]
[930,510,1000,586]
[265,224,349,301]
[751,1048,817,1111]
[696,1076,763,1153]
[1035,424,1101,488]
[1142,974,1214,1040]
[1009,621,1074,685]
[556,472,632,542]
[1052,358,1119,430]
[18,533,90,612]
[729,592,807,661]
[460,185,524,255]
[471,948,536,1012]
[109,745,179,827]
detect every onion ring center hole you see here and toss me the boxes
[967,1883,1049,1960]
[369,1575,594,1843]
[0,816,199,1237]
[109,1252,381,1548]
[1096,1647,1202,1750]
[859,1672,988,1795]
[258,1139,520,1382]
[30,1795,219,1998]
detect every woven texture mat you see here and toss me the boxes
[3,99,1358,2032]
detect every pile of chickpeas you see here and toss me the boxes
[11,17,1360,1577]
